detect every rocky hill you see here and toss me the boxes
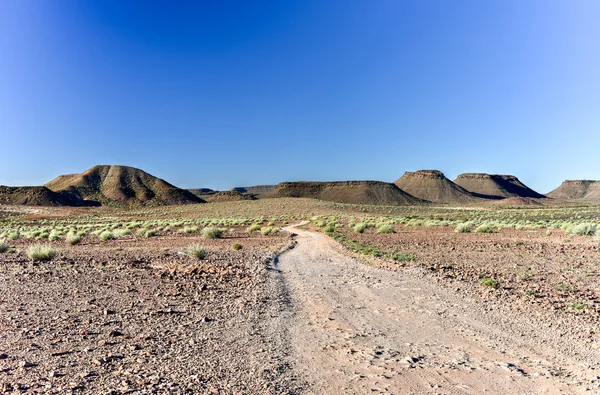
[263,181,424,206]
[547,180,600,200]
[454,173,545,199]
[394,170,476,203]
[45,165,204,206]
[0,186,85,206]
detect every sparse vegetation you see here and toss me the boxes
[232,243,243,250]
[27,245,57,262]
[66,233,82,245]
[456,223,471,233]
[376,224,394,234]
[185,243,206,260]
[481,278,500,289]
[99,230,114,241]
[202,227,224,239]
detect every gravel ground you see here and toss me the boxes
[0,232,301,394]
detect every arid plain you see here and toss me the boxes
[1,165,600,394]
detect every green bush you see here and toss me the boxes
[99,231,114,241]
[202,227,223,239]
[232,243,243,250]
[455,223,471,233]
[246,224,261,233]
[475,224,495,233]
[481,278,500,289]
[48,230,62,241]
[323,223,336,233]
[353,223,367,233]
[186,243,206,260]
[261,226,273,236]
[569,223,597,236]
[66,233,82,245]
[113,229,132,237]
[0,240,9,253]
[376,224,394,234]
[27,245,57,262]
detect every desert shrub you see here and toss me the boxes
[8,231,19,241]
[0,240,9,253]
[232,243,243,250]
[113,229,132,237]
[145,229,157,238]
[185,243,206,260]
[323,223,336,233]
[261,226,273,236]
[48,230,62,241]
[27,245,57,262]
[569,223,597,236]
[99,231,113,241]
[481,278,500,289]
[246,224,261,233]
[66,233,82,245]
[392,253,415,262]
[571,301,587,310]
[202,227,223,239]
[180,226,199,234]
[313,220,326,227]
[353,223,367,233]
[475,224,495,233]
[455,223,471,233]
[376,224,394,234]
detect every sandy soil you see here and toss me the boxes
[277,224,599,394]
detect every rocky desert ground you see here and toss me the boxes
[1,198,600,393]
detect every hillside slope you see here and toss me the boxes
[547,180,600,200]
[394,170,476,203]
[454,173,545,199]
[0,186,84,206]
[232,185,276,196]
[45,165,204,206]
[263,181,424,205]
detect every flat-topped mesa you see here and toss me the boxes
[394,170,476,203]
[45,165,204,206]
[400,170,446,179]
[454,173,545,199]
[263,180,425,206]
[547,180,600,200]
[231,185,277,196]
[202,190,255,203]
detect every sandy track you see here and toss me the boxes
[277,224,590,394]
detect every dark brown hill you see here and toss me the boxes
[547,180,600,200]
[0,186,84,206]
[263,181,424,206]
[454,173,545,199]
[45,165,204,206]
[202,191,256,203]
[394,170,476,203]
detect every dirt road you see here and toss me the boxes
[276,225,594,394]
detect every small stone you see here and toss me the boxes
[19,360,36,368]
[109,330,124,337]
[0,353,8,360]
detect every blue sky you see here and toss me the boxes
[0,0,598,193]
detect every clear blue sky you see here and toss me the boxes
[1,1,598,193]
